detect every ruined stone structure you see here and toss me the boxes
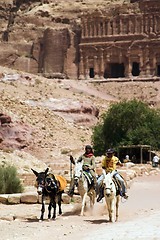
[79,0,160,80]
[40,27,80,79]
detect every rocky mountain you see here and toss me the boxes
[0,0,160,180]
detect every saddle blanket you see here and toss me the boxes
[55,175,67,191]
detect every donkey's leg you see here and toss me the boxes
[90,191,95,209]
[89,191,95,215]
[40,197,45,221]
[48,200,52,219]
[80,192,87,216]
[90,196,93,209]
[116,196,120,222]
[110,197,116,223]
[106,198,112,222]
[58,193,62,215]
[52,200,56,220]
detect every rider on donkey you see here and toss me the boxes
[97,148,128,202]
[68,145,97,197]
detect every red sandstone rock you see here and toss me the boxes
[0,121,32,151]
[0,113,12,125]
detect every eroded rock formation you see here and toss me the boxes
[0,114,32,151]
[0,0,160,80]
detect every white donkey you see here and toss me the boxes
[71,158,96,216]
[103,171,120,222]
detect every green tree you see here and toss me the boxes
[92,99,160,156]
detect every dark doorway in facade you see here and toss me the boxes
[157,65,160,76]
[104,69,108,78]
[89,68,94,78]
[132,62,140,76]
[110,63,125,78]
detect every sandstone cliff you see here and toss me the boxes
[0,0,130,76]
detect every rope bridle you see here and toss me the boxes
[44,177,59,194]
[104,173,115,194]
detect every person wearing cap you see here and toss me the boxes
[68,145,97,197]
[97,148,128,202]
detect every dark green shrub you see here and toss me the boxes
[92,121,105,156]
[0,165,23,194]
[92,99,160,156]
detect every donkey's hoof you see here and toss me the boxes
[80,213,84,216]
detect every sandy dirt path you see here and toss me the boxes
[62,79,118,101]
[0,173,160,240]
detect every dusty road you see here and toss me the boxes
[0,172,160,240]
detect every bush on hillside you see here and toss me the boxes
[0,165,23,194]
[92,99,160,156]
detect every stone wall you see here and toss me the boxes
[20,173,36,186]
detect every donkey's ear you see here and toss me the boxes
[70,155,75,165]
[31,168,38,176]
[45,168,49,174]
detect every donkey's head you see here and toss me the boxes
[103,172,113,197]
[45,173,58,194]
[74,160,83,182]
[31,168,49,195]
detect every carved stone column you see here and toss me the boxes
[149,15,153,34]
[139,48,144,77]
[141,15,144,34]
[99,48,104,79]
[127,50,132,77]
[134,16,137,34]
[88,20,91,37]
[112,19,116,35]
[119,52,123,64]
[128,16,132,34]
[85,56,90,79]
[102,20,105,37]
[120,17,123,35]
[89,21,93,38]
[91,21,94,37]
[97,20,101,36]
[145,45,151,76]
[152,15,155,33]
[138,16,142,34]
[110,21,113,35]
[146,63,150,77]
[81,19,84,38]
[106,20,109,36]
[154,15,158,33]
[94,55,99,79]
[144,15,148,34]
[84,19,88,37]
[107,21,111,35]
[94,20,97,37]
[79,50,85,80]
[152,53,157,76]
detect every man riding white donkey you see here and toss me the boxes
[68,145,97,197]
[97,148,128,202]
